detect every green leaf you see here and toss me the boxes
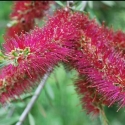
[20,92,34,100]
[88,1,93,8]
[7,20,18,27]
[0,108,7,118]
[13,102,25,108]
[55,1,65,7]
[28,113,35,125]
[101,1,115,7]
[45,83,54,100]
[74,1,87,11]
[75,3,83,11]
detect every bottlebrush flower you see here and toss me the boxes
[57,10,125,113]
[0,9,83,104]
[6,1,52,38]
[45,9,125,114]
[0,29,69,103]
[70,11,125,111]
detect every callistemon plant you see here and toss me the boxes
[1,1,125,125]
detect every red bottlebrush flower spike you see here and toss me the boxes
[59,10,125,113]
[0,9,83,104]
[0,29,69,103]
[0,30,67,103]
[81,23,125,105]
[71,12,125,111]
[6,1,52,37]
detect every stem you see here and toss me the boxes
[16,67,52,125]
[99,105,109,125]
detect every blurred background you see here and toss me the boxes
[0,1,125,125]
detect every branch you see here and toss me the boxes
[16,67,52,125]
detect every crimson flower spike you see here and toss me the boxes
[70,11,125,112]
[55,10,125,114]
[0,9,83,104]
[6,1,52,38]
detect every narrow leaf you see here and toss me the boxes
[55,1,65,7]
[28,113,35,125]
